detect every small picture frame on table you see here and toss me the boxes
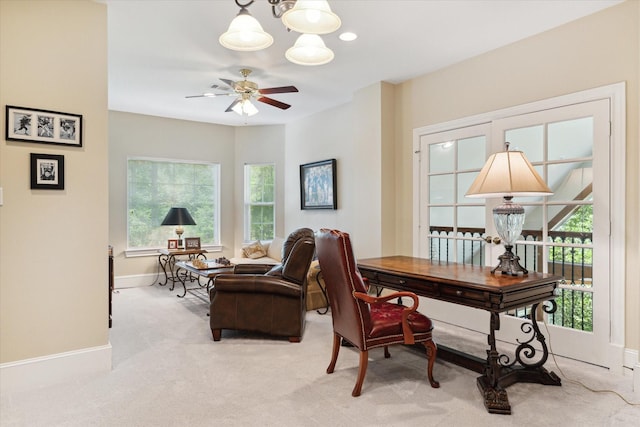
[30,153,64,190]
[185,237,201,250]
[168,239,178,249]
[6,105,82,147]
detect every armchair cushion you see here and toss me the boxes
[369,303,433,339]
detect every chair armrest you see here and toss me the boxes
[353,291,420,345]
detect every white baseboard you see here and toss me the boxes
[0,344,112,394]
[115,273,159,289]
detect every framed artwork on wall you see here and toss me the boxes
[300,158,337,210]
[30,153,64,190]
[6,105,82,147]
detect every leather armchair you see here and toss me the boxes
[210,228,315,342]
[316,229,439,396]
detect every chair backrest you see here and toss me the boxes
[316,229,371,349]
[281,236,316,286]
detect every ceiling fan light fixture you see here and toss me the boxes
[285,34,334,66]
[232,99,259,117]
[219,7,274,51]
[281,0,341,34]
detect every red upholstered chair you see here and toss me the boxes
[315,229,439,397]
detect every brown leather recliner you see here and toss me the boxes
[209,228,315,342]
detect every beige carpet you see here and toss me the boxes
[1,285,638,426]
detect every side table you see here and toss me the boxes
[174,260,234,299]
[158,248,207,290]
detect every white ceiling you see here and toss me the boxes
[105,0,622,127]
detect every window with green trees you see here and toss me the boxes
[244,163,275,241]
[128,158,220,248]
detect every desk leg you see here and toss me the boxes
[477,302,561,414]
[158,254,170,286]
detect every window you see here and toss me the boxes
[244,163,275,241]
[127,158,220,249]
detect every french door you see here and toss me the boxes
[416,99,613,367]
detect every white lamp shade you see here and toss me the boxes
[466,150,553,198]
[219,9,273,51]
[286,34,334,66]
[281,0,341,34]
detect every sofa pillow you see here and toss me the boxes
[243,241,267,259]
[267,237,284,261]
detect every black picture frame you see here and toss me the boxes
[300,158,337,210]
[30,153,65,190]
[6,105,82,147]
[185,237,201,249]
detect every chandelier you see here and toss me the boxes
[219,0,341,66]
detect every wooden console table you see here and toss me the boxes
[157,248,207,290]
[357,256,563,415]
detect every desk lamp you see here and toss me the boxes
[465,143,552,275]
[161,207,196,249]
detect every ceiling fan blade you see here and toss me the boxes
[258,86,298,95]
[225,98,240,112]
[257,96,291,110]
[185,95,208,98]
[220,78,236,89]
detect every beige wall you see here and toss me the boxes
[395,0,639,352]
[0,0,109,363]
[108,111,236,279]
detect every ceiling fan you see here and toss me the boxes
[185,68,298,116]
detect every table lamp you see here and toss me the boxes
[465,143,553,275]
[161,207,196,249]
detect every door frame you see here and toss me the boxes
[412,82,626,370]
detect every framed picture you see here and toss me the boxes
[168,239,178,249]
[30,153,64,190]
[6,105,82,147]
[185,237,201,249]
[300,158,337,210]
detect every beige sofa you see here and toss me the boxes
[229,237,284,266]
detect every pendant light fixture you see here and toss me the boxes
[219,1,274,51]
[219,0,342,66]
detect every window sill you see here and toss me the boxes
[124,245,223,258]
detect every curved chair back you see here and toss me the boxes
[316,229,371,349]
[281,236,316,285]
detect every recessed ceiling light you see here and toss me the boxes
[339,32,357,42]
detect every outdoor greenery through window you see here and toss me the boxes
[244,163,275,241]
[128,158,220,249]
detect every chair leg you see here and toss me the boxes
[352,350,369,397]
[288,336,301,343]
[212,329,221,341]
[326,332,341,374]
[424,339,440,388]
[384,346,390,358]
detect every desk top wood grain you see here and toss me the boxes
[357,256,563,293]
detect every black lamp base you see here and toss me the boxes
[491,245,528,276]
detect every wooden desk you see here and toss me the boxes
[357,256,563,415]
[157,248,207,290]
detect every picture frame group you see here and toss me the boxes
[168,239,179,250]
[6,105,83,147]
[300,158,337,210]
[30,153,64,190]
[185,237,201,250]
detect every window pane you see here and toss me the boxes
[245,164,275,241]
[128,159,219,248]
[547,161,592,203]
[548,117,593,161]
[429,141,454,173]
[429,206,453,228]
[429,174,454,204]
[505,125,543,163]
[457,136,486,170]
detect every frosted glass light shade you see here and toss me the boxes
[219,8,273,51]
[281,0,341,34]
[286,34,334,66]
[232,99,259,116]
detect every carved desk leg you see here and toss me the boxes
[476,312,511,414]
